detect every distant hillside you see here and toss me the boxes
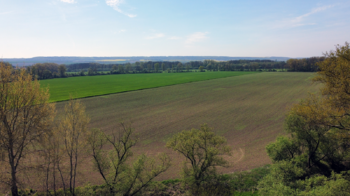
[2,56,291,66]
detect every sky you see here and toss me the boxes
[0,0,349,58]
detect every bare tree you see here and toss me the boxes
[87,122,171,196]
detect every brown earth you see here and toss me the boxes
[54,72,320,187]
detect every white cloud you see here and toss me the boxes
[146,33,165,40]
[185,32,209,44]
[106,0,137,18]
[60,0,76,3]
[119,29,126,33]
[274,5,335,28]
[291,5,334,24]
[169,36,182,40]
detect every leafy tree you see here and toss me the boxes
[125,63,132,73]
[88,68,96,76]
[118,65,124,74]
[186,64,190,72]
[258,42,350,195]
[199,66,204,72]
[111,65,118,73]
[43,69,53,79]
[206,63,212,71]
[161,63,165,71]
[58,64,67,77]
[154,63,159,73]
[147,63,152,72]
[87,122,171,196]
[0,63,55,196]
[58,98,90,196]
[135,64,141,73]
[177,63,183,72]
[166,124,232,195]
[79,70,85,76]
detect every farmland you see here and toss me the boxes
[54,72,320,184]
[40,71,257,102]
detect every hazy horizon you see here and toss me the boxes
[1,0,349,58]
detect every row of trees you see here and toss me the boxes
[0,62,233,196]
[66,58,326,75]
[258,43,350,195]
[68,60,288,74]
[26,63,67,79]
[3,57,325,81]
[286,57,326,72]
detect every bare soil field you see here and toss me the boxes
[55,72,320,185]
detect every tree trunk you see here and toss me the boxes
[11,166,19,196]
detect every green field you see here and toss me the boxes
[54,72,320,184]
[40,72,257,102]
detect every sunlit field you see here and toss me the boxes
[54,72,320,184]
[41,71,257,102]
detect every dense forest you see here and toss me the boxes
[2,57,325,80]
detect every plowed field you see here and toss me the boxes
[55,72,320,184]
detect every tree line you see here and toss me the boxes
[68,60,288,74]
[286,57,326,72]
[2,57,326,81]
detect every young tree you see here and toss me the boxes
[59,98,90,196]
[87,122,171,195]
[161,63,165,71]
[0,63,55,196]
[166,124,232,194]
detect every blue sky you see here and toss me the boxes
[0,0,349,58]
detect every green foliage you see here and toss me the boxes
[166,124,232,195]
[233,192,259,196]
[258,170,350,196]
[259,43,350,195]
[230,165,271,193]
[58,64,67,77]
[258,112,350,195]
[154,63,159,73]
[266,136,300,162]
[40,71,257,102]
[118,65,124,73]
[161,178,181,186]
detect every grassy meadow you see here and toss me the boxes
[54,72,320,185]
[40,71,257,102]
